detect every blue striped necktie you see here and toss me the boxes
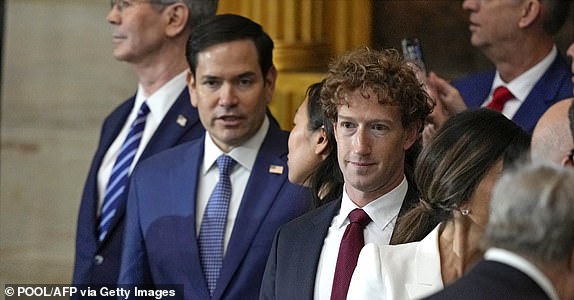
[199,154,236,296]
[98,102,150,242]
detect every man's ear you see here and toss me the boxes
[164,3,188,37]
[314,127,330,158]
[187,70,198,107]
[518,0,540,29]
[403,121,421,150]
[264,65,277,105]
[561,155,574,168]
[332,121,339,143]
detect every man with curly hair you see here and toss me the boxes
[260,48,433,300]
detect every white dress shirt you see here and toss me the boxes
[97,71,188,212]
[483,45,557,119]
[485,248,559,300]
[313,177,408,300]
[195,117,269,255]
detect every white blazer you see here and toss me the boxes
[347,225,444,300]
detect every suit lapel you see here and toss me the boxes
[178,140,212,299]
[103,89,200,245]
[406,226,443,299]
[301,199,342,297]
[213,124,288,298]
[398,179,419,217]
[512,55,569,133]
[93,97,135,249]
[455,71,494,108]
[140,88,200,159]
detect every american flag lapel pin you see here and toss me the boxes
[269,165,284,174]
[176,114,187,127]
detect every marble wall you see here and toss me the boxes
[1,0,136,285]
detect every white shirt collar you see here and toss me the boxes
[336,176,407,231]
[134,71,187,122]
[485,248,559,300]
[202,116,270,174]
[491,45,557,103]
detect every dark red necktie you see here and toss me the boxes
[330,209,372,300]
[487,86,513,112]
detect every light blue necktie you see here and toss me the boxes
[199,154,236,296]
[98,102,149,242]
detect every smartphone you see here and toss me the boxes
[401,37,427,75]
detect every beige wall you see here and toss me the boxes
[1,0,136,285]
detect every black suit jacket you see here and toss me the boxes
[424,260,551,300]
[72,88,204,285]
[260,181,419,300]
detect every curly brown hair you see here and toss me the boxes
[320,47,433,131]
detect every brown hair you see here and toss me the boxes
[320,47,433,132]
[393,109,531,243]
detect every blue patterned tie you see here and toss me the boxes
[199,154,236,296]
[98,102,150,242]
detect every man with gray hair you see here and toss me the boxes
[425,163,574,300]
[73,0,217,286]
[425,0,572,138]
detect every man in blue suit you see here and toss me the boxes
[118,14,312,299]
[72,0,218,286]
[427,0,572,135]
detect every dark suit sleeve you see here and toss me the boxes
[259,228,281,300]
[117,170,151,285]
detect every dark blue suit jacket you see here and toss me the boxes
[73,88,204,285]
[118,122,312,300]
[260,182,419,300]
[453,54,573,133]
[423,260,551,300]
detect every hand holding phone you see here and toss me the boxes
[401,37,426,75]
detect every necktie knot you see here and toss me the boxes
[348,209,371,227]
[138,102,150,116]
[487,86,513,112]
[216,155,236,177]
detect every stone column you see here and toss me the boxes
[325,0,372,56]
[217,1,372,129]
[219,0,329,71]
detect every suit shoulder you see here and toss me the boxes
[279,200,339,232]
[102,97,134,122]
[265,125,290,146]
[257,125,290,161]
[378,242,419,267]
[135,138,202,174]
[452,70,494,88]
